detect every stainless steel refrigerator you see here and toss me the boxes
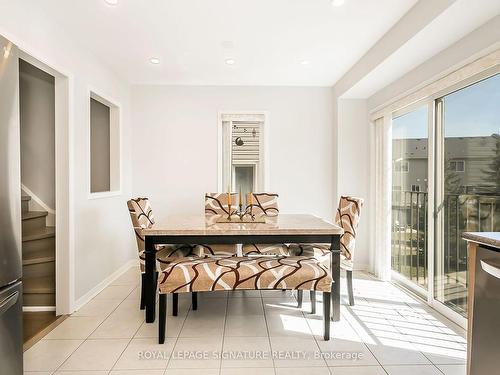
[0,34,23,374]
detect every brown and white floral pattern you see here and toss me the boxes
[127,198,196,272]
[158,256,332,293]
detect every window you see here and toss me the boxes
[411,184,420,192]
[219,113,265,195]
[89,92,120,195]
[393,160,409,173]
[449,160,465,172]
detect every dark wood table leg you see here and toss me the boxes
[331,235,341,322]
[145,236,156,323]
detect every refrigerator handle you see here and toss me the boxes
[0,291,19,316]
[480,259,500,280]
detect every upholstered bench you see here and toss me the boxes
[157,255,332,343]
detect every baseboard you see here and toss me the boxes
[73,259,138,313]
[23,306,56,312]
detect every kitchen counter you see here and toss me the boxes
[462,232,500,250]
[463,231,500,375]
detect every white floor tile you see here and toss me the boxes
[225,314,268,336]
[328,366,387,374]
[110,371,164,375]
[113,337,174,370]
[135,315,186,338]
[384,364,443,375]
[266,311,313,338]
[436,364,466,375]
[317,338,379,367]
[221,336,273,368]
[270,337,326,368]
[227,297,264,315]
[58,339,129,371]
[111,268,141,286]
[23,339,83,372]
[275,367,330,374]
[168,336,223,369]
[53,371,108,375]
[221,368,275,375]
[89,300,145,339]
[94,285,136,300]
[71,298,122,317]
[179,314,225,337]
[43,316,103,340]
[366,343,431,366]
[166,369,220,375]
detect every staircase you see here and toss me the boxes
[22,194,56,307]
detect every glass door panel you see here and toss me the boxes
[391,106,429,290]
[435,73,500,316]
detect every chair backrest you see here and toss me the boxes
[335,196,364,261]
[248,192,279,217]
[205,192,238,216]
[127,197,155,254]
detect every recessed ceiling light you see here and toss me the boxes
[300,60,310,65]
[104,0,118,5]
[331,0,345,7]
[149,57,160,65]
[225,58,236,65]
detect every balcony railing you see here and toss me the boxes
[391,190,500,314]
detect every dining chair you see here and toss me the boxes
[127,197,199,315]
[242,192,289,256]
[290,196,364,311]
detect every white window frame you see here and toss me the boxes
[87,88,122,199]
[217,111,269,192]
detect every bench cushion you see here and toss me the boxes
[158,256,332,293]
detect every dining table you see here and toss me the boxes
[142,213,344,323]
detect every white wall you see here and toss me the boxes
[0,1,135,307]
[19,60,56,209]
[131,85,335,222]
[337,99,371,269]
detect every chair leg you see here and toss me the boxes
[159,294,167,344]
[172,293,178,316]
[297,290,303,308]
[192,292,198,311]
[323,291,331,341]
[140,273,146,310]
[346,270,355,306]
[310,291,316,314]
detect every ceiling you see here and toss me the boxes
[36,0,417,86]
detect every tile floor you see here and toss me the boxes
[24,267,467,375]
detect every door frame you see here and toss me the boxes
[16,47,74,316]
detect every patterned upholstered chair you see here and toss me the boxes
[157,255,332,343]
[290,196,364,310]
[242,193,288,256]
[127,198,198,315]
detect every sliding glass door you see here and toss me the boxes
[390,72,500,324]
[434,73,500,317]
[391,106,429,292]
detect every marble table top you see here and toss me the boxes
[462,232,500,249]
[142,214,343,236]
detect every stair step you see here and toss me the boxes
[23,227,56,242]
[22,211,48,232]
[22,211,48,220]
[23,276,55,294]
[22,195,31,212]
[23,248,55,266]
